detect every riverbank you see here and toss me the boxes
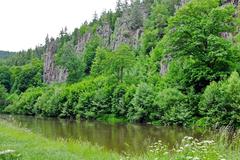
[1,120,240,160]
[0,120,120,160]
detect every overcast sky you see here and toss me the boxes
[0,0,117,52]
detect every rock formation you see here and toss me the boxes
[223,0,239,7]
[160,54,172,76]
[110,3,148,50]
[43,40,68,83]
[97,22,112,48]
[76,32,92,53]
[44,0,240,82]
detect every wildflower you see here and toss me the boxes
[0,150,15,155]
[184,144,190,147]
[188,137,194,140]
[202,140,214,144]
[163,152,168,155]
[186,156,193,160]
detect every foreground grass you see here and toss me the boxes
[133,128,240,160]
[1,120,240,160]
[0,120,120,160]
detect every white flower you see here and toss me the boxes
[176,149,183,153]
[186,156,193,160]
[163,152,168,155]
[0,150,15,155]
[184,144,190,147]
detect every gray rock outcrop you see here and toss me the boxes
[43,40,68,83]
[76,32,92,53]
[110,3,148,50]
[97,22,112,47]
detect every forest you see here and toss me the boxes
[1,0,240,129]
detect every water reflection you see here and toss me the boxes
[0,114,204,154]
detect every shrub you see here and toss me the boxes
[0,85,7,111]
[0,66,12,92]
[34,86,69,117]
[111,83,135,118]
[128,83,156,122]
[74,76,115,119]
[4,87,43,115]
[11,61,43,93]
[154,88,192,126]
[199,72,240,127]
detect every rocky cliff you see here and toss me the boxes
[44,2,149,83]
[110,3,148,50]
[43,40,68,83]
[43,0,240,83]
[77,2,148,51]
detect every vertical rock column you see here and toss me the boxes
[43,40,68,83]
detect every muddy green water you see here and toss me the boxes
[0,114,205,154]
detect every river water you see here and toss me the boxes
[0,114,205,154]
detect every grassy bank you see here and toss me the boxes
[0,120,240,160]
[0,120,120,160]
[138,131,240,160]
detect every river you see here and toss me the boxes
[0,114,205,154]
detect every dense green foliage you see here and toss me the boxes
[82,36,101,74]
[141,0,179,54]
[199,72,240,127]
[55,43,84,83]
[1,0,240,128]
[0,85,7,111]
[11,60,43,93]
[0,66,12,92]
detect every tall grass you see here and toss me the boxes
[130,127,240,160]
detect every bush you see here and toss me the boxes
[11,60,43,93]
[74,76,115,119]
[111,83,135,118]
[154,88,192,125]
[4,87,43,115]
[199,72,240,128]
[34,86,69,117]
[0,66,12,92]
[128,83,156,122]
[0,85,7,111]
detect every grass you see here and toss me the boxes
[1,120,240,160]
[0,120,121,160]
[132,129,240,160]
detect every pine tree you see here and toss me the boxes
[116,0,123,17]
[130,0,143,30]
[93,11,98,22]
[45,34,49,46]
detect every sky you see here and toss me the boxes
[0,0,117,52]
